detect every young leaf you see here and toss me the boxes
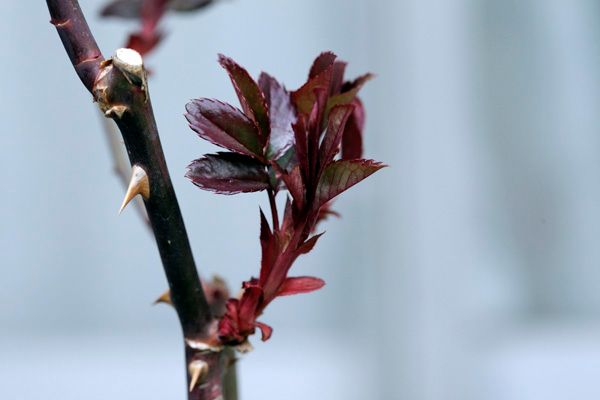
[308,52,337,79]
[218,55,270,139]
[258,73,296,159]
[186,99,264,158]
[237,286,263,334]
[330,61,347,95]
[292,118,309,179]
[319,104,354,166]
[296,232,324,255]
[341,98,365,160]
[281,165,304,209]
[316,159,385,207]
[126,31,163,56]
[255,321,273,341]
[327,73,374,111]
[292,62,335,115]
[277,276,325,297]
[185,153,269,194]
[259,208,277,285]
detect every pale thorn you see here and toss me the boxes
[153,289,172,305]
[119,165,150,214]
[188,360,208,392]
[104,105,128,119]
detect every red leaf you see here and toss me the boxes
[259,209,277,285]
[292,117,309,179]
[258,73,296,160]
[330,61,347,95]
[341,98,365,160]
[238,286,262,333]
[255,321,273,341]
[309,52,337,79]
[316,203,341,226]
[277,276,325,297]
[278,196,295,241]
[296,232,324,255]
[281,165,304,209]
[185,153,269,194]
[307,88,329,177]
[186,99,264,158]
[292,63,335,115]
[316,159,386,207]
[140,0,168,32]
[218,55,270,140]
[125,31,163,56]
[319,104,354,167]
[327,73,374,111]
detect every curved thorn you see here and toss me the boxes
[188,360,208,392]
[153,289,172,305]
[119,165,150,214]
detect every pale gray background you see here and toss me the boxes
[2,0,600,399]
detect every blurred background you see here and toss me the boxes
[2,0,600,399]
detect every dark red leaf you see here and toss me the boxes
[281,165,304,209]
[307,88,328,177]
[278,196,295,241]
[255,321,273,341]
[218,55,270,140]
[238,286,262,333]
[316,159,386,207]
[125,31,163,56]
[327,73,374,111]
[330,61,347,94]
[186,99,264,158]
[292,117,309,179]
[319,104,354,167]
[315,203,341,226]
[296,232,324,255]
[258,73,296,159]
[292,64,335,115]
[185,153,269,194]
[341,98,365,160]
[308,52,337,79]
[140,0,169,32]
[259,209,277,285]
[277,276,325,297]
[218,299,242,343]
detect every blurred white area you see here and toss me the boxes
[1,0,600,399]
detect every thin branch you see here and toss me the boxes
[48,0,210,341]
[46,3,235,398]
[47,0,103,92]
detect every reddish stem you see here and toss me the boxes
[47,0,104,92]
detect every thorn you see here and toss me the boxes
[104,105,128,119]
[188,360,208,392]
[153,289,171,305]
[119,165,150,214]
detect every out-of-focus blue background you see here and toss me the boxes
[2,0,600,399]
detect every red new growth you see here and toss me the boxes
[185,52,386,346]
